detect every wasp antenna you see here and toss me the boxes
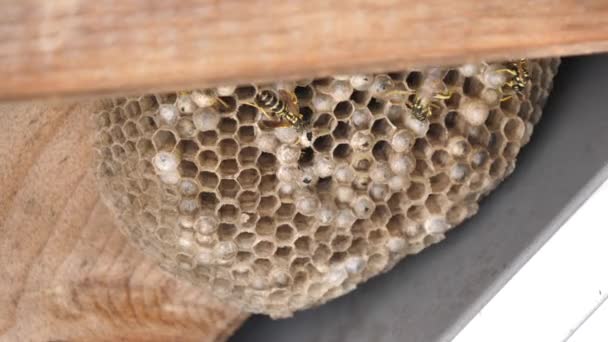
[494,68,518,76]
[248,101,273,120]
[214,96,229,109]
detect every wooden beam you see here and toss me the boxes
[0,102,247,341]
[2,0,608,101]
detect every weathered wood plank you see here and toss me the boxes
[1,0,608,101]
[0,102,247,341]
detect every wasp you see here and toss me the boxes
[380,89,452,121]
[250,89,308,132]
[496,58,530,101]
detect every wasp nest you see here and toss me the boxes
[95,59,559,318]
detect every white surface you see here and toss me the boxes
[568,295,608,342]
[453,178,608,342]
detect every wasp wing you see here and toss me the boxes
[260,120,293,129]
[379,89,413,103]
[278,90,302,119]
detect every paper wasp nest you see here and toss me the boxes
[95,59,559,317]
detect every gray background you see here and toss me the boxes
[231,55,608,342]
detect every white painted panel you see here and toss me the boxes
[453,179,608,342]
[567,295,608,342]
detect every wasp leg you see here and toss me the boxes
[505,79,517,87]
[500,94,513,102]
[433,88,453,100]
[277,121,293,128]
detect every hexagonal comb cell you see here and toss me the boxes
[95,59,559,318]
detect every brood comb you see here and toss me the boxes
[95,59,559,317]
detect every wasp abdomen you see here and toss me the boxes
[257,90,287,115]
[254,89,306,130]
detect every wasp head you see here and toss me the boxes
[407,97,430,121]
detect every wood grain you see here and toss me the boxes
[1,0,608,101]
[0,102,247,341]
